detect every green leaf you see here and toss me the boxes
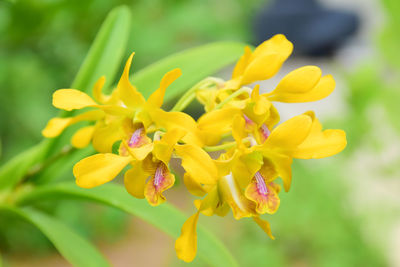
[132,41,246,101]
[0,206,110,267]
[0,6,131,190]
[17,182,239,267]
[0,141,49,190]
[71,5,131,92]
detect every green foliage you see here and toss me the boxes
[16,182,239,267]
[0,206,110,267]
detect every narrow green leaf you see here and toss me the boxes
[0,141,49,190]
[71,5,131,92]
[18,182,239,267]
[0,206,110,267]
[132,41,246,101]
[0,6,131,190]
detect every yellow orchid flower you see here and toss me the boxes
[74,128,185,206]
[196,34,293,111]
[43,53,204,151]
[174,146,275,262]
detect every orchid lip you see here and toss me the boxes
[128,127,144,148]
[254,172,268,196]
[153,164,165,190]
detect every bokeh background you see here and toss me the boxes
[1,0,400,266]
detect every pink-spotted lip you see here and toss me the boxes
[128,127,144,148]
[254,172,268,196]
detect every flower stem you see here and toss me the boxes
[171,77,223,112]
[213,87,250,110]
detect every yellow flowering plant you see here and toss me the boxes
[0,6,346,266]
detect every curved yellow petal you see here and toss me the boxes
[151,109,204,147]
[92,76,107,104]
[92,120,124,153]
[71,126,95,149]
[183,173,208,197]
[232,45,252,79]
[175,144,218,185]
[240,34,293,85]
[272,66,322,94]
[175,212,200,262]
[293,111,347,159]
[74,153,132,188]
[128,143,154,161]
[42,117,72,138]
[252,34,293,60]
[263,151,293,192]
[42,110,104,138]
[198,107,241,146]
[53,89,98,111]
[218,173,253,220]
[117,53,146,108]
[124,162,148,199]
[153,128,186,164]
[252,216,275,240]
[265,114,312,153]
[147,68,182,108]
[268,70,335,103]
[241,53,285,85]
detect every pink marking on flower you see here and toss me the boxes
[243,114,253,125]
[153,164,166,191]
[254,172,268,196]
[260,124,271,141]
[128,128,144,148]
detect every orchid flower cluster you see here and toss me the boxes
[42,34,346,262]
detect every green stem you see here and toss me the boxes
[203,141,237,152]
[213,87,250,110]
[171,77,223,112]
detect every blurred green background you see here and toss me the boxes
[1,0,400,266]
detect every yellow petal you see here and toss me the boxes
[128,143,154,161]
[175,144,218,185]
[147,68,182,108]
[71,126,95,149]
[53,89,98,111]
[42,117,72,138]
[252,34,293,60]
[124,162,148,199]
[175,212,200,263]
[197,107,241,146]
[153,128,186,164]
[252,216,275,240]
[92,76,107,104]
[232,46,252,79]
[241,53,285,85]
[265,114,312,153]
[264,151,293,192]
[218,173,252,220]
[117,53,146,108]
[151,109,204,147]
[267,68,335,103]
[293,111,347,159]
[42,110,104,138]
[183,173,208,197]
[240,34,293,85]
[92,119,125,153]
[74,153,132,188]
[272,66,322,94]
